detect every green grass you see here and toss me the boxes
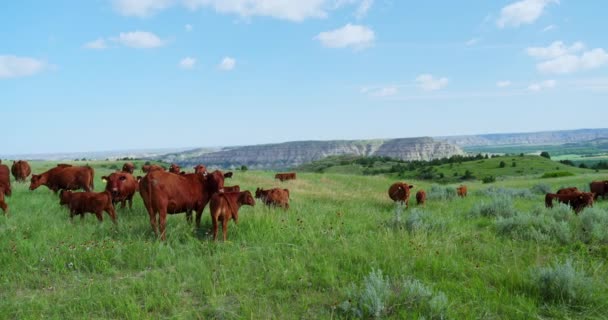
[1,161,608,318]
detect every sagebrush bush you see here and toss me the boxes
[475,186,534,199]
[579,208,608,244]
[496,213,571,244]
[469,194,517,218]
[531,183,552,195]
[531,260,593,306]
[340,271,449,319]
[405,209,447,234]
[427,185,457,201]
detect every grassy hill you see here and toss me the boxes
[1,161,608,318]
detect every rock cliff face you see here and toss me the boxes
[438,129,608,147]
[157,137,464,170]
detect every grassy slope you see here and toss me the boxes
[1,162,607,318]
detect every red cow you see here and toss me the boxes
[59,190,117,223]
[255,188,290,209]
[210,191,255,241]
[388,182,414,207]
[142,164,165,173]
[11,160,32,182]
[102,172,139,209]
[122,162,135,174]
[457,185,468,198]
[194,164,208,175]
[589,181,608,200]
[545,192,595,214]
[224,185,240,193]
[275,172,296,182]
[56,164,73,168]
[416,190,427,206]
[30,165,95,193]
[169,163,181,174]
[140,170,224,240]
[224,171,233,178]
[0,164,11,214]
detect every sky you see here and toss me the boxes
[1,0,608,154]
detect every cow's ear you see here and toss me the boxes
[136,176,142,182]
[409,185,414,189]
[101,176,108,183]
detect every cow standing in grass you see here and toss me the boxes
[59,190,117,223]
[589,181,608,200]
[457,185,468,198]
[0,164,11,214]
[30,165,95,193]
[545,192,595,214]
[210,191,255,241]
[416,190,427,206]
[255,188,290,209]
[122,162,135,174]
[11,160,31,182]
[388,182,414,208]
[102,172,139,209]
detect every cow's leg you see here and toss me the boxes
[222,219,228,241]
[148,212,158,237]
[95,211,103,222]
[127,195,133,210]
[107,206,117,225]
[159,211,167,241]
[1,200,8,215]
[186,211,193,223]
[120,199,126,209]
[212,216,218,241]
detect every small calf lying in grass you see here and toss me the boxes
[210,191,255,241]
[60,190,117,224]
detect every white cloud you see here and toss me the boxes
[528,79,556,91]
[185,24,193,31]
[354,0,373,19]
[527,41,584,59]
[179,57,196,69]
[113,0,372,22]
[527,41,608,74]
[315,24,374,50]
[84,38,107,49]
[112,0,174,17]
[497,80,512,88]
[0,55,48,79]
[112,31,165,48]
[497,0,558,28]
[541,24,557,32]
[466,37,481,46]
[416,74,449,91]
[218,57,236,71]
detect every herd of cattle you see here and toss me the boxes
[1,159,607,241]
[0,160,295,241]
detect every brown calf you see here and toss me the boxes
[457,185,468,198]
[255,188,290,209]
[416,190,427,206]
[275,172,296,182]
[102,172,139,209]
[11,160,32,182]
[59,190,117,223]
[210,191,255,241]
[388,182,414,207]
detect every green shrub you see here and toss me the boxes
[542,172,575,178]
[427,185,457,201]
[531,260,593,306]
[482,176,496,184]
[496,213,571,244]
[579,208,608,244]
[405,209,447,234]
[476,186,533,199]
[469,194,517,218]
[338,269,392,318]
[531,183,552,195]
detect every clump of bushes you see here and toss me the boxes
[496,213,571,244]
[427,185,457,201]
[579,208,608,244]
[531,183,552,195]
[475,186,533,199]
[405,209,447,234]
[481,176,496,184]
[469,194,517,218]
[531,259,594,306]
[542,171,575,178]
[339,269,449,319]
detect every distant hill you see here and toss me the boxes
[0,147,196,162]
[438,128,608,147]
[155,137,464,170]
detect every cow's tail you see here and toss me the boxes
[87,165,95,190]
[220,192,238,221]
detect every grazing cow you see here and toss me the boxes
[255,188,290,209]
[30,165,95,193]
[0,164,11,214]
[275,172,296,182]
[388,182,414,207]
[142,164,165,173]
[169,163,181,174]
[210,191,255,241]
[224,171,233,179]
[457,185,468,198]
[589,181,608,200]
[557,187,579,195]
[194,164,208,175]
[122,162,135,174]
[545,192,595,214]
[102,172,139,209]
[416,190,427,206]
[59,190,117,223]
[140,170,225,240]
[11,160,32,182]
[56,163,73,168]
[224,185,240,193]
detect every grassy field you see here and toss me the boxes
[1,161,608,318]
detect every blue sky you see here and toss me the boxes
[1,0,607,154]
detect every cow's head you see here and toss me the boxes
[255,188,264,199]
[205,170,225,194]
[59,190,72,206]
[169,163,181,174]
[102,173,130,198]
[29,174,46,190]
[194,164,208,175]
[122,162,135,174]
